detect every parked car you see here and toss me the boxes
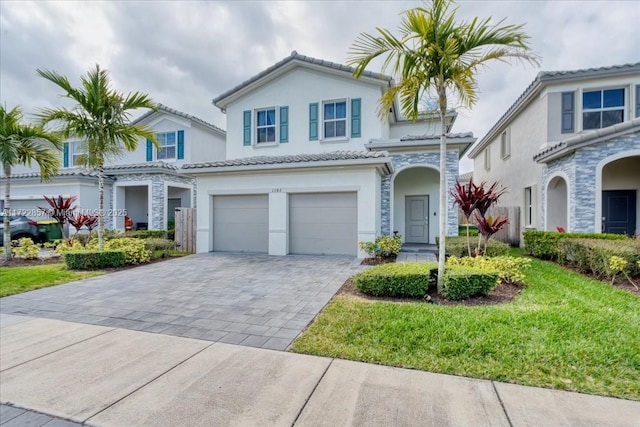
[0,215,41,245]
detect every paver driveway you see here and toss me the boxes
[0,254,363,350]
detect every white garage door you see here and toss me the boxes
[289,192,357,256]
[212,195,268,253]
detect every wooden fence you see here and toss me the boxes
[458,206,521,246]
[175,207,197,253]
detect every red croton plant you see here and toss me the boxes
[68,213,99,237]
[451,178,509,256]
[38,195,77,239]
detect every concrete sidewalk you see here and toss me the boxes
[1,314,638,427]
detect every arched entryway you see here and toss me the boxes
[600,155,639,235]
[546,175,568,231]
[392,166,439,244]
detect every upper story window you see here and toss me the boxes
[70,142,86,167]
[157,132,177,160]
[500,129,510,160]
[582,88,625,130]
[484,147,491,171]
[323,100,347,139]
[256,108,276,144]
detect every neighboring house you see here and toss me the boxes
[468,63,640,241]
[1,104,226,231]
[183,51,475,257]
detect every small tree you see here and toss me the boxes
[38,195,77,239]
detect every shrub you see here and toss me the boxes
[64,250,126,270]
[559,238,640,278]
[358,234,402,258]
[441,266,499,300]
[87,237,151,265]
[126,230,167,239]
[144,238,176,251]
[443,236,509,258]
[352,262,436,297]
[523,231,627,260]
[458,224,479,237]
[12,238,41,260]
[447,255,530,284]
[55,239,85,254]
[72,233,92,246]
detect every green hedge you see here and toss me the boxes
[64,250,126,270]
[441,266,499,300]
[352,263,437,297]
[523,230,627,260]
[458,224,479,237]
[126,230,168,239]
[559,238,640,278]
[443,236,510,257]
[144,238,176,251]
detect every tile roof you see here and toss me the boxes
[182,150,389,169]
[6,168,101,180]
[105,162,180,171]
[468,62,640,158]
[133,104,225,135]
[212,51,392,106]
[4,162,183,180]
[400,132,474,141]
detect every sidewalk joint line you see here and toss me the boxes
[83,340,215,424]
[291,357,334,426]
[0,328,116,373]
[492,381,514,427]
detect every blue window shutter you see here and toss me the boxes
[243,110,251,146]
[309,103,318,141]
[351,98,361,138]
[635,85,640,118]
[146,139,153,161]
[177,130,184,159]
[63,143,69,167]
[279,106,289,143]
[561,91,574,133]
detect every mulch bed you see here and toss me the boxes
[360,256,397,265]
[337,278,525,306]
[557,262,640,297]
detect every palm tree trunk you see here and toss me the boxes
[437,85,447,293]
[98,165,104,251]
[3,165,12,261]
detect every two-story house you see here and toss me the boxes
[183,51,475,257]
[2,104,226,231]
[468,63,640,241]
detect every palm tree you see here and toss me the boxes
[37,64,157,250]
[348,0,538,292]
[1,106,62,260]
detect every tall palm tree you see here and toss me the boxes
[348,0,538,291]
[37,65,157,250]
[1,106,62,260]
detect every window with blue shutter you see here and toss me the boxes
[146,139,153,161]
[177,130,184,159]
[63,143,69,168]
[636,85,640,118]
[309,103,318,141]
[351,98,361,138]
[243,110,251,145]
[279,106,289,143]
[561,91,574,133]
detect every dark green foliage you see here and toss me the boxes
[458,225,479,237]
[559,238,640,278]
[64,250,125,270]
[523,231,628,259]
[444,236,509,257]
[352,263,437,297]
[144,238,176,252]
[441,266,499,300]
[126,230,168,239]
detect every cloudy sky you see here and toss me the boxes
[1,0,638,172]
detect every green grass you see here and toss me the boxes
[0,263,103,297]
[292,256,640,400]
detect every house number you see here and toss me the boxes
[271,188,282,193]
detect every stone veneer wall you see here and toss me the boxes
[541,133,640,232]
[114,173,196,230]
[381,151,459,237]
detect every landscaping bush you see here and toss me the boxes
[71,233,93,246]
[441,266,499,300]
[64,250,126,270]
[12,238,41,260]
[443,236,509,257]
[358,234,402,259]
[446,255,530,284]
[126,230,167,239]
[352,262,436,297]
[523,230,627,260]
[458,224,479,237]
[559,238,640,278]
[144,238,176,252]
[86,237,151,265]
[55,239,86,254]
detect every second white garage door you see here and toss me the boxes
[289,192,357,256]
[212,195,268,253]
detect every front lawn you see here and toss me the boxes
[0,263,103,297]
[292,256,640,400]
